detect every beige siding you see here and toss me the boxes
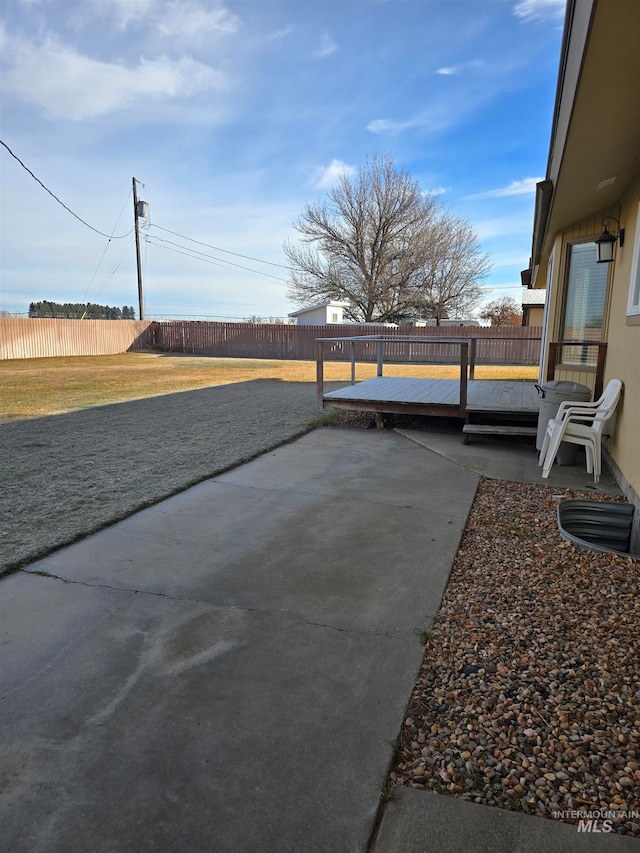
[600,179,640,497]
[538,174,640,497]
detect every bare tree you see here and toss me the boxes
[411,213,489,324]
[284,155,490,323]
[479,296,522,326]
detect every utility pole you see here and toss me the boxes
[132,177,144,320]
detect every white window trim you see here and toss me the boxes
[627,201,640,317]
[538,247,554,384]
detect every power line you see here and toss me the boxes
[82,189,134,303]
[147,237,289,283]
[146,238,268,275]
[145,236,290,283]
[150,223,296,270]
[0,139,133,239]
[149,223,524,288]
[93,235,137,299]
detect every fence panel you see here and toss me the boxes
[0,318,154,360]
[152,321,542,365]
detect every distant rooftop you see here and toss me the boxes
[288,300,350,317]
[522,287,546,306]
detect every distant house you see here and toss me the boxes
[525,0,640,548]
[398,318,480,328]
[521,287,546,327]
[288,301,350,325]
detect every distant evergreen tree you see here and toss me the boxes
[28,301,134,319]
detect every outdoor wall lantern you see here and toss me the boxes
[595,216,625,263]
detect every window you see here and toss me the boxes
[627,202,640,317]
[331,312,338,323]
[560,241,608,366]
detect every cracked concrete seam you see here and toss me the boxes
[12,568,411,673]
[0,590,136,704]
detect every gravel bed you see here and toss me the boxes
[390,478,640,837]
[0,380,333,574]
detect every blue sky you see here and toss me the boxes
[0,0,565,320]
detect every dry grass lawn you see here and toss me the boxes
[0,353,538,422]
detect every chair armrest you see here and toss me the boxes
[561,412,599,425]
[556,399,596,420]
[556,405,599,423]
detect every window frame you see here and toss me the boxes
[558,238,610,368]
[626,201,640,319]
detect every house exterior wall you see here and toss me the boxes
[599,176,640,501]
[539,171,640,502]
[522,306,544,327]
[292,305,345,325]
[294,306,327,325]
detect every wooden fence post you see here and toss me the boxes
[469,337,477,380]
[316,341,324,407]
[459,342,468,414]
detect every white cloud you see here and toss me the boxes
[314,32,337,59]
[100,0,158,30]
[368,59,487,138]
[312,159,355,189]
[269,24,294,41]
[466,177,543,199]
[436,59,484,76]
[156,2,241,42]
[422,187,447,196]
[366,117,416,135]
[1,33,230,120]
[65,1,240,41]
[513,0,565,24]
[473,213,534,240]
[491,254,533,268]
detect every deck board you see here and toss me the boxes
[323,377,539,417]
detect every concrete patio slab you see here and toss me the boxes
[396,427,622,493]
[19,429,475,637]
[0,571,131,696]
[2,593,410,852]
[374,787,639,852]
[0,428,479,852]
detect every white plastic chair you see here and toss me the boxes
[539,379,623,482]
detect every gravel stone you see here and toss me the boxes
[392,477,640,837]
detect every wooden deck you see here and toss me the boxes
[323,377,539,419]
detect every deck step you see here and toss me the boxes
[462,424,537,445]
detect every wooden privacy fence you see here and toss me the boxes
[1,318,542,364]
[0,318,154,360]
[152,321,542,365]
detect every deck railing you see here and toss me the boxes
[546,341,608,399]
[316,335,475,411]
